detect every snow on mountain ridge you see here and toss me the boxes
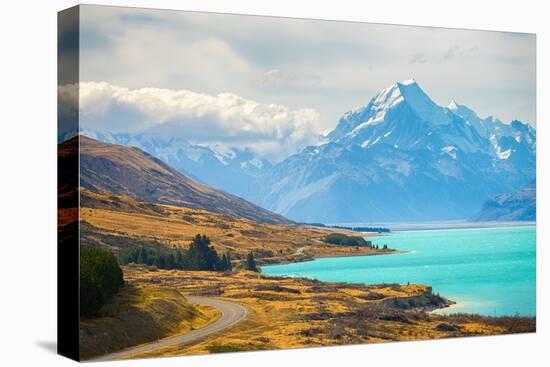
[447,100,536,161]
[204,142,237,166]
[344,79,451,139]
[325,79,536,163]
[327,79,488,156]
[329,79,461,145]
[247,80,536,223]
[74,129,272,198]
[347,84,404,135]
[396,79,452,125]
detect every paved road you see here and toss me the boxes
[89,296,248,362]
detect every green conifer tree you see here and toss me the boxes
[226,252,233,271]
[244,252,258,272]
[139,246,148,264]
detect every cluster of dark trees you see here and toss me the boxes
[244,252,258,272]
[332,225,390,233]
[324,233,390,250]
[324,233,375,247]
[120,234,233,271]
[296,223,390,233]
[297,222,391,233]
[80,246,124,317]
[80,234,263,318]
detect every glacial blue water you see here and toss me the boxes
[263,226,536,316]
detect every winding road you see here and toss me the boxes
[90,296,248,362]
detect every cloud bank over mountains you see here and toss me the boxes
[79,6,536,131]
[67,82,322,161]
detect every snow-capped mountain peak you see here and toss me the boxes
[364,78,446,127]
[327,79,478,155]
[399,78,417,86]
[328,79,454,143]
[395,79,451,125]
[355,82,404,127]
[323,79,537,163]
[249,80,536,223]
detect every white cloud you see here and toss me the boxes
[69,82,322,161]
[78,6,536,128]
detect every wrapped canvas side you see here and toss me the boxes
[57,5,80,362]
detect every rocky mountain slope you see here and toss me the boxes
[60,136,291,225]
[69,130,271,198]
[473,181,536,221]
[248,79,536,223]
[62,79,536,224]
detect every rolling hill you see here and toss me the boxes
[76,188,379,263]
[70,129,272,198]
[60,136,291,225]
[59,136,383,262]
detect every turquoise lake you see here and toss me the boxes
[263,226,536,316]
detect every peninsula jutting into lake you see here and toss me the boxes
[58,5,536,362]
[264,226,536,317]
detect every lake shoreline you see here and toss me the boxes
[261,248,407,267]
[330,221,536,232]
[108,266,535,359]
[262,226,536,317]
[263,249,462,313]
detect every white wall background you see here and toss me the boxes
[0,0,547,366]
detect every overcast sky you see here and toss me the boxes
[78,5,536,161]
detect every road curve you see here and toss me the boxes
[90,296,248,362]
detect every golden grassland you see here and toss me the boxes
[110,266,535,359]
[71,189,534,360]
[79,283,220,360]
[75,189,390,263]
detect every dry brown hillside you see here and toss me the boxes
[118,267,535,359]
[77,189,387,263]
[80,284,219,360]
[59,136,291,225]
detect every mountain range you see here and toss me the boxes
[248,79,536,222]
[60,136,291,225]
[68,79,536,223]
[65,130,272,199]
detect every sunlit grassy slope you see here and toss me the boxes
[79,283,219,360]
[120,267,534,359]
[75,189,388,263]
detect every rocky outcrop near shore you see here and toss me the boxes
[381,286,454,311]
